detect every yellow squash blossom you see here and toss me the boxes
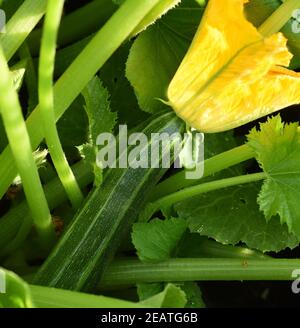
[168,0,300,133]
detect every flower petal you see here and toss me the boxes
[168,0,300,132]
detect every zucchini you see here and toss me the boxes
[34,112,185,291]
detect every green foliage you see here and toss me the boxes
[1,0,300,310]
[248,115,300,238]
[57,96,88,160]
[80,76,117,186]
[175,182,299,252]
[179,282,206,308]
[82,77,117,144]
[132,218,187,262]
[99,44,149,127]
[140,283,187,308]
[132,216,205,307]
[126,0,204,113]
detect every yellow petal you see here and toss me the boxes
[168,0,300,133]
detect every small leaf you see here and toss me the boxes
[132,218,187,262]
[99,44,149,128]
[11,63,26,91]
[248,115,300,237]
[179,282,205,308]
[81,77,117,185]
[113,0,182,36]
[137,283,164,301]
[57,96,89,161]
[82,77,117,143]
[140,283,187,308]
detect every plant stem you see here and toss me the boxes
[100,258,300,286]
[0,0,164,200]
[0,0,47,61]
[182,238,268,260]
[28,0,117,56]
[29,284,145,308]
[0,46,54,247]
[152,172,266,212]
[39,0,83,209]
[154,144,255,199]
[0,161,93,255]
[258,0,300,36]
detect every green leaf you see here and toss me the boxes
[179,282,205,308]
[80,76,117,186]
[99,44,149,128]
[245,0,300,69]
[132,218,187,262]
[175,182,299,252]
[132,0,181,35]
[82,76,117,144]
[126,0,204,113]
[137,283,164,301]
[248,115,300,237]
[140,283,187,308]
[0,268,33,308]
[57,96,89,161]
[11,59,26,92]
[113,0,182,36]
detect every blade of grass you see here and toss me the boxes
[0,45,55,248]
[38,0,83,209]
[0,0,164,199]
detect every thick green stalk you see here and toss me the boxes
[0,45,54,247]
[28,0,117,55]
[0,0,47,61]
[258,0,300,36]
[154,144,254,199]
[0,0,164,200]
[39,0,83,209]
[100,258,300,286]
[151,172,266,213]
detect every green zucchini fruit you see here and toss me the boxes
[34,112,185,291]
